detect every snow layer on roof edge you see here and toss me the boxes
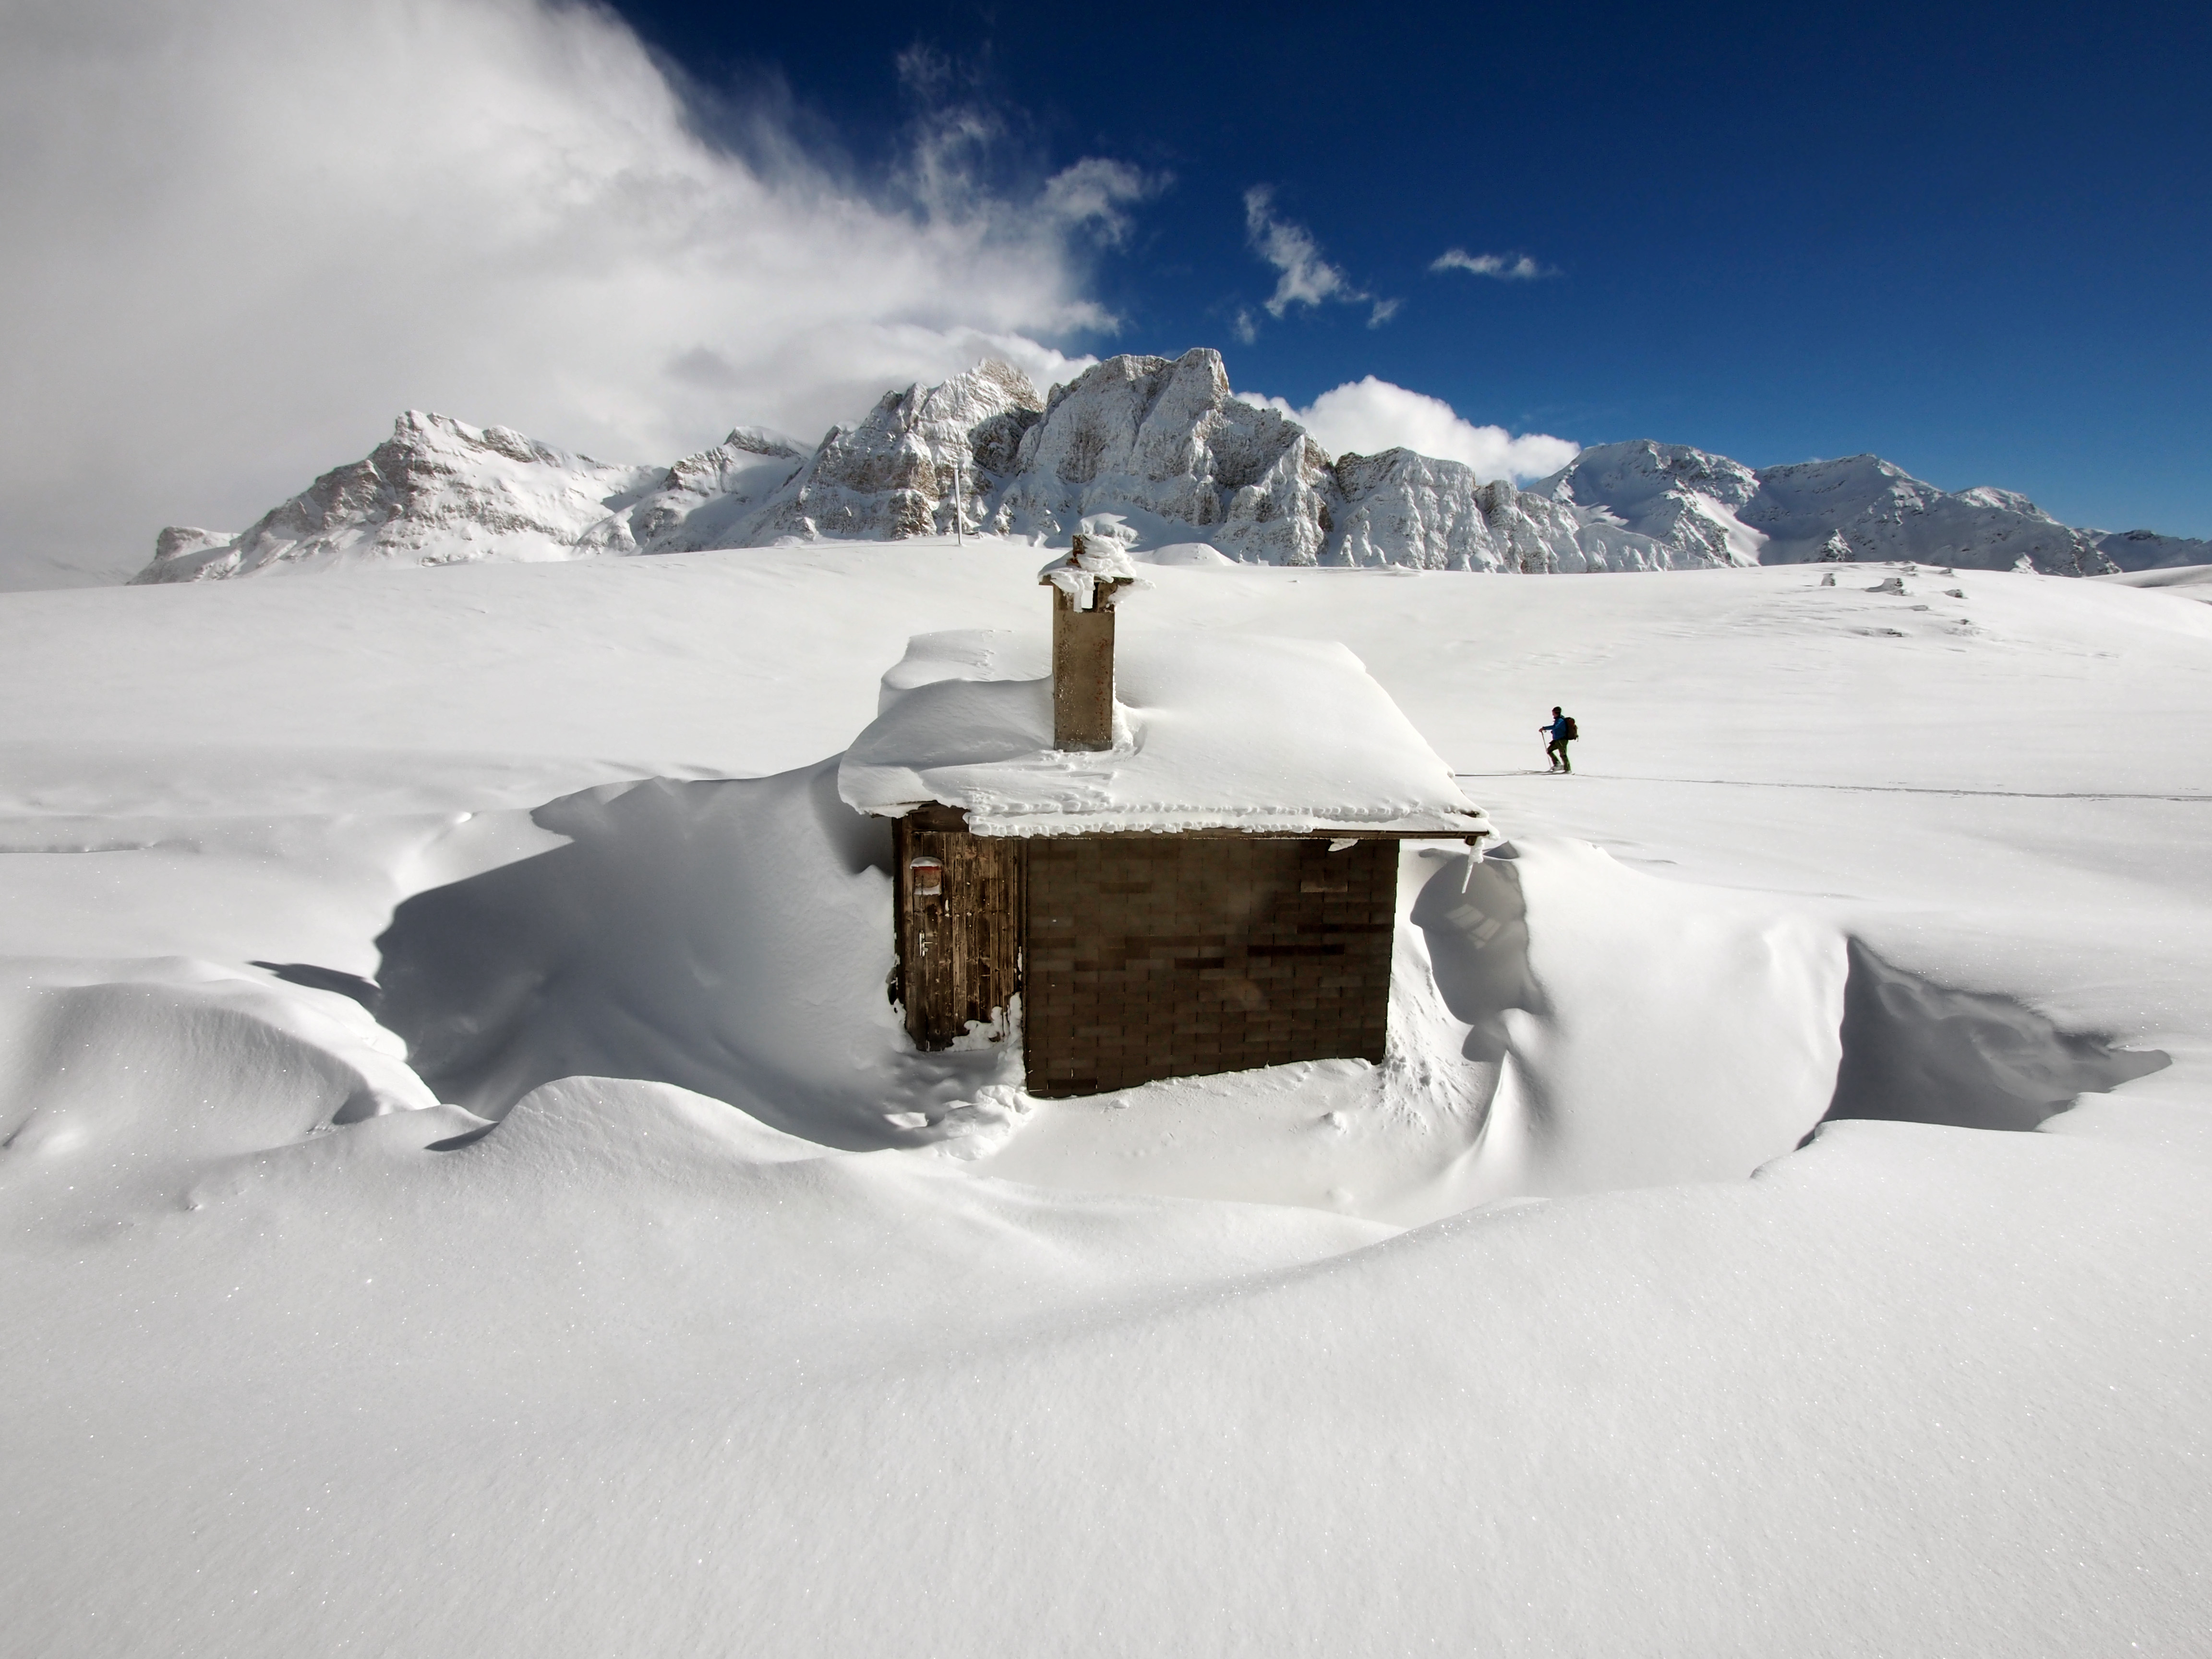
[839,628,1489,838]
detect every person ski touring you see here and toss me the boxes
[1542,706,1577,772]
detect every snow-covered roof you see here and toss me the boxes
[838,627,1490,838]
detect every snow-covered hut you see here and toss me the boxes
[839,537,1492,1097]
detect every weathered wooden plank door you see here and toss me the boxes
[894,816,1024,1050]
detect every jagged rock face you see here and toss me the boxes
[1330,449,1692,572]
[622,429,806,555]
[1740,456,2112,575]
[1329,449,1509,570]
[998,349,1334,565]
[751,361,1042,544]
[148,526,235,569]
[1531,441,1765,568]
[1544,439,1759,512]
[131,355,2194,584]
[1540,445,2131,576]
[134,411,664,582]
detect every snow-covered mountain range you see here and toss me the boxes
[134,348,2207,583]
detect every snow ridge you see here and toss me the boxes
[132,354,2194,583]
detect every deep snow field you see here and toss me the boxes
[2,541,2209,1656]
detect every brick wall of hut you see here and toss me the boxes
[1021,836,1397,1097]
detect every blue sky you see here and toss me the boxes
[620,0,2210,535]
[1,0,2204,587]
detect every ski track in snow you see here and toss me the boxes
[1459,771,2212,802]
[1,543,2209,1655]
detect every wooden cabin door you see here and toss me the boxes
[894,817,1024,1050]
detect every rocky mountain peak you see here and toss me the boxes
[722,427,808,460]
[1955,485,2052,519]
[1742,456,2111,574]
[746,359,1042,544]
[1529,441,1767,567]
[130,354,2195,584]
[135,411,658,582]
[1000,347,1330,564]
[1538,439,1761,513]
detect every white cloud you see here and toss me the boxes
[0,0,1145,586]
[1431,249,1551,281]
[1242,186,1396,328]
[1039,158,1162,247]
[1245,187,1352,315]
[1251,377,1579,481]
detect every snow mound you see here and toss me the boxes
[1418,841,1849,1196]
[1825,939,2169,1131]
[2095,561,2212,601]
[355,756,2157,1225]
[1141,541,1235,566]
[457,1074,841,1172]
[0,956,440,1214]
[369,765,1024,1141]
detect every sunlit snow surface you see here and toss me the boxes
[839,625,1490,835]
[2,542,2210,1655]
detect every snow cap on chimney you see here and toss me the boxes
[1038,534,1142,751]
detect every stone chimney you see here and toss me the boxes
[1038,534,1136,751]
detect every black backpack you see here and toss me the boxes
[1562,715,1579,741]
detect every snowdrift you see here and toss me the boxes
[255,765,2163,1225]
[1,547,2206,1655]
